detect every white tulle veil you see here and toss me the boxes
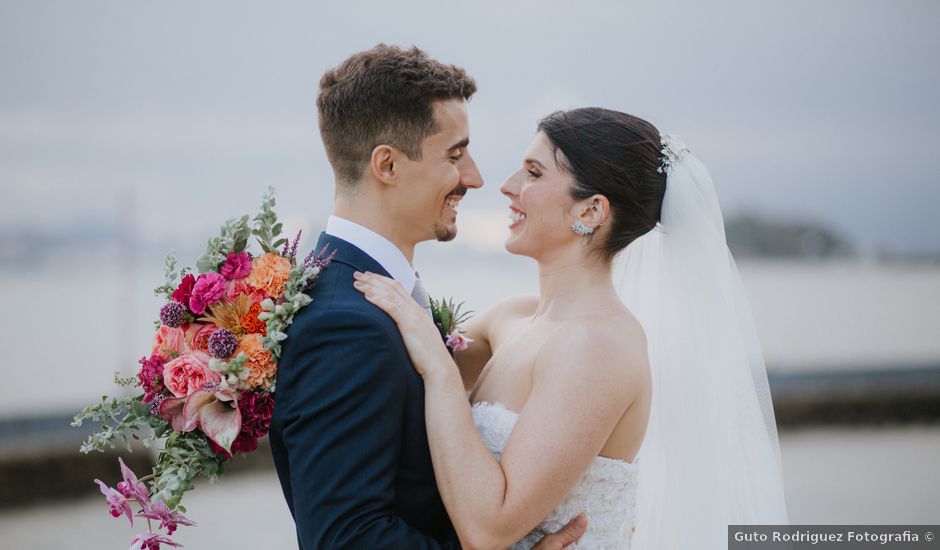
[614,136,790,549]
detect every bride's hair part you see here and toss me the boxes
[537,108,667,260]
[318,44,477,186]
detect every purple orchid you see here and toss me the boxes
[159,386,242,454]
[117,457,151,509]
[137,501,196,535]
[129,532,182,550]
[95,479,134,525]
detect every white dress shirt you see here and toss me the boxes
[325,215,418,295]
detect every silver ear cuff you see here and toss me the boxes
[571,221,594,236]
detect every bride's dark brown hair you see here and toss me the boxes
[538,108,667,261]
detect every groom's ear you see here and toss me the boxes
[369,144,399,187]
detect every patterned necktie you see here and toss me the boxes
[411,272,433,319]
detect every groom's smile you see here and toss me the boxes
[444,186,466,215]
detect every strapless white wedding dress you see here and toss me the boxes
[471,401,639,549]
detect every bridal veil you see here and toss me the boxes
[615,137,790,549]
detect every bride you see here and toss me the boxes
[353,107,789,549]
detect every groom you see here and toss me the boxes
[269,45,585,549]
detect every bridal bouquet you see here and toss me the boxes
[72,188,333,549]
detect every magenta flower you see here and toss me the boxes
[219,252,252,280]
[237,391,274,439]
[445,330,474,352]
[188,272,227,314]
[117,457,151,509]
[171,274,196,310]
[95,479,133,525]
[129,532,182,550]
[137,501,195,535]
[138,354,167,405]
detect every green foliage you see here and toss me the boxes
[252,186,287,254]
[153,250,180,299]
[72,395,168,454]
[196,215,252,274]
[154,250,193,299]
[151,430,227,510]
[113,371,138,387]
[209,353,251,390]
[429,296,473,336]
[259,263,318,358]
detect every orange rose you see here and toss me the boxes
[245,253,292,299]
[236,333,277,389]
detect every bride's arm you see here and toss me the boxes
[353,272,646,550]
[424,327,644,550]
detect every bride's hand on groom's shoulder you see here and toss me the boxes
[353,271,452,378]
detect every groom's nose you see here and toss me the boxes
[459,151,484,190]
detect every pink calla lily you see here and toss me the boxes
[159,388,242,454]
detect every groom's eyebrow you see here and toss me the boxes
[446,137,469,152]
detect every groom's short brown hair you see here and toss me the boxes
[317,44,477,185]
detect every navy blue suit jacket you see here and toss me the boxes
[270,232,459,549]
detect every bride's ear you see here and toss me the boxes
[571,194,610,232]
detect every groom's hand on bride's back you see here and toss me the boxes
[530,515,588,549]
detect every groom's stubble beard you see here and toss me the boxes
[433,185,467,242]
[433,222,457,242]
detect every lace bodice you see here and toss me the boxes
[470,401,639,549]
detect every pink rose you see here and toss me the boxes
[152,325,186,359]
[219,252,252,281]
[189,272,227,314]
[162,351,220,398]
[183,323,217,354]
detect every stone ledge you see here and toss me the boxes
[2,364,938,508]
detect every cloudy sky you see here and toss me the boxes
[2,0,938,254]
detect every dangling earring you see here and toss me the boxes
[571,221,594,236]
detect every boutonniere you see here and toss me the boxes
[429,296,474,352]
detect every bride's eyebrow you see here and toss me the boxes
[525,158,547,170]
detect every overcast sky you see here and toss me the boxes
[2,0,938,254]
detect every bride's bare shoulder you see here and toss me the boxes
[536,309,649,391]
[480,294,539,325]
[493,294,539,316]
[464,294,538,349]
